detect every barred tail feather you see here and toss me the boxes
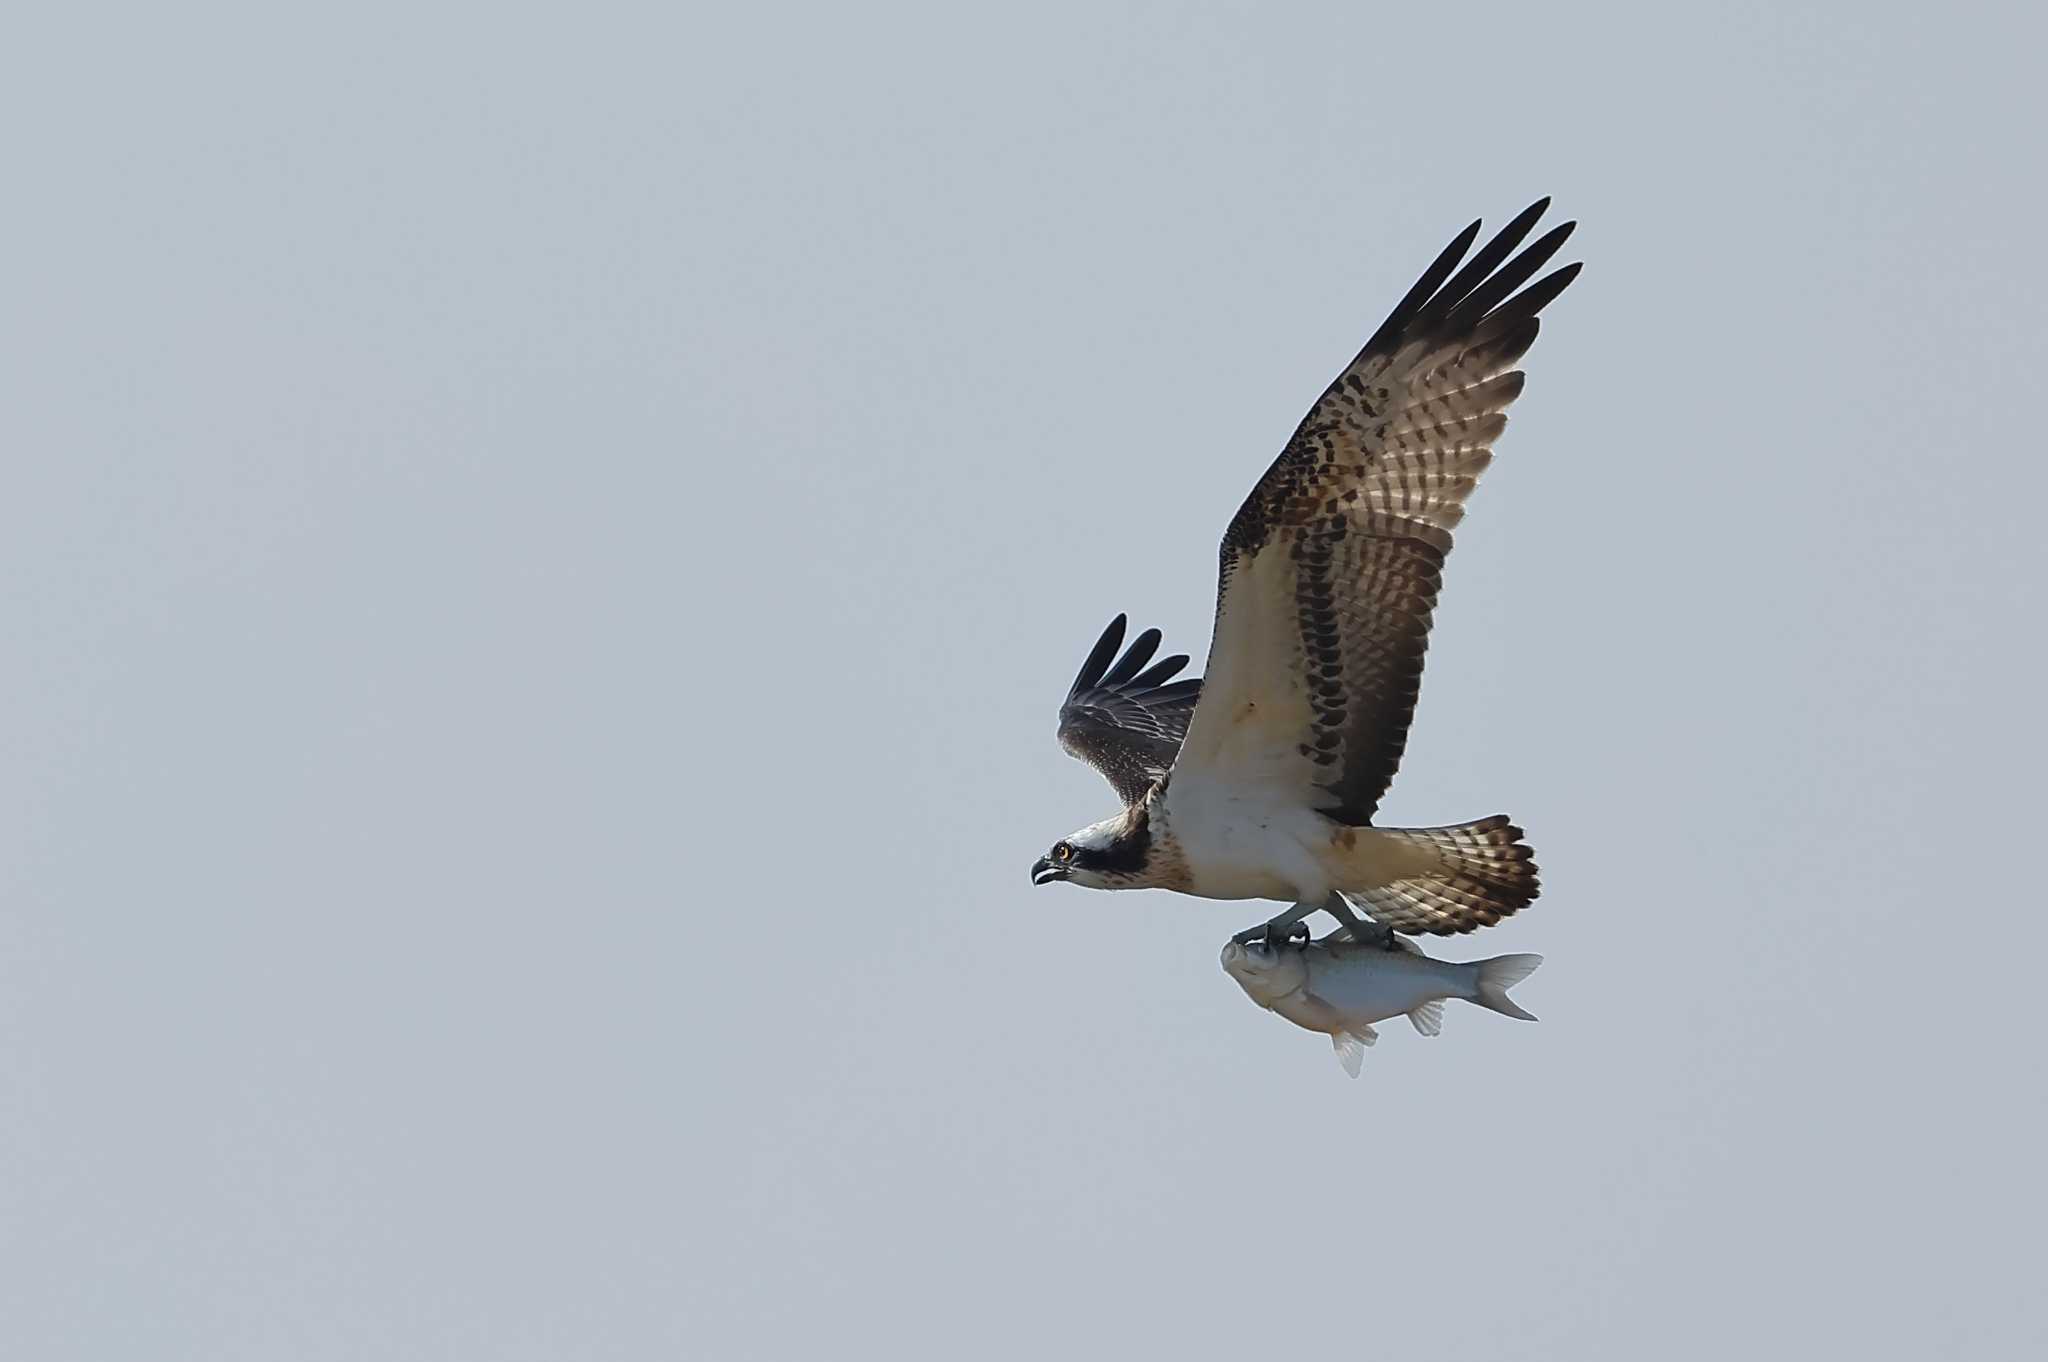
[1341,815,1539,935]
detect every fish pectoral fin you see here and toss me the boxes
[1408,999,1444,1037]
[1330,1026,1377,1077]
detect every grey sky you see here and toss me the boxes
[5,2,2044,1358]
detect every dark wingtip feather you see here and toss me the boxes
[1360,217,1484,358]
[1511,261,1582,318]
[1358,202,1577,363]
[1444,218,1485,268]
[1429,199,1552,312]
[1129,654,1191,688]
[1447,220,1578,329]
[1070,615,1127,695]
[1148,679,1203,703]
[1100,628,1163,686]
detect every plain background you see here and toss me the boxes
[5,2,2045,1358]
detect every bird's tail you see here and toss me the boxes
[1470,953,1543,1021]
[1335,815,1540,936]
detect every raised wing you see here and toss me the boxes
[1057,614,1202,806]
[1175,201,1580,823]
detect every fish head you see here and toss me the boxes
[1219,937,1312,1007]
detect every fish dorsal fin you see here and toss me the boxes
[1408,999,1444,1037]
[1331,1026,1377,1077]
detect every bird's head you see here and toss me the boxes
[1031,813,1148,890]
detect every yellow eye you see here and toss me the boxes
[1054,843,1073,863]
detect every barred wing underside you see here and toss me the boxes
[1174,201,1580,824]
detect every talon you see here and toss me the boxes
[1236,902,1318,950]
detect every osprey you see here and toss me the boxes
[1031,200,1579,942]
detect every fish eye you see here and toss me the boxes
[1053,842,1073,863]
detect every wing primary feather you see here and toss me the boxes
[1069,614,1127,695]
[1446,221,1577,330]
[1478,262,1582,335]
[1100,628,1163,686]
[1128,654,1191,687]
[1418,197,1552,328]
[1357,218,1482,358]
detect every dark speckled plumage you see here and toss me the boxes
[1204,199,1580,828]
[1056,613,1202,807]
[1043,203,1578,936]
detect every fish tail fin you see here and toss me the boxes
[1338,815,1540,935]
[1470,953,1543,1021]
[1331,1025,1376,1077]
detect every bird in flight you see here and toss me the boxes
[1031,200,1579,943]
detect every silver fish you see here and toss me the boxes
[1220,934,1541,1076]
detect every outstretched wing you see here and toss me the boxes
[1057,614,1203,806]
[1174,201,1580,823]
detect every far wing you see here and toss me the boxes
[1175,200,1580,823]
[1057,614,1202,806]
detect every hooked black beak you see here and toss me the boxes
[1031,856,1066,886]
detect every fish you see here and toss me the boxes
[1220,933,1542,1076]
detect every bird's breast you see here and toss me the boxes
[1155,782,1322,902]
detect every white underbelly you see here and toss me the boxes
[1162,780,1331,903]
[1180,855,1295,902]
